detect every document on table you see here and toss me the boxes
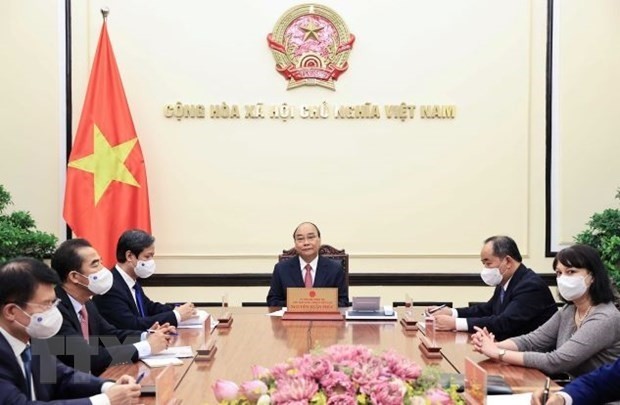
[143,345,194,359]
[178,310,209,328]
[487,392,532,405]
[141,357,184,368]
[141,345,194,368]
[267,308,287,317]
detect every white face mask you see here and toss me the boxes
[18,306,63,339]
[135,259,156,279]
[557,274,590,301]
[76,268,113,295]
[480,267,503,286]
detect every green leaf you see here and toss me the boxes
[0,185,57,262]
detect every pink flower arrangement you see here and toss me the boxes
[212,344,464,404]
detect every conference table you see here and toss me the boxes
[102,306,553,404]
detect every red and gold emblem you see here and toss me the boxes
[267,4,355,90]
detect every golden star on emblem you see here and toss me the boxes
[301,20,324,42]
[68,124,140,205]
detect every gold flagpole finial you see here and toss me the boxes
[100,7,109,21]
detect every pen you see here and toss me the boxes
[135,371,145,384]
[541,377,550,404]
[147,329,179,336]
[428,304,447,314]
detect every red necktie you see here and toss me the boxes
[304,264,313,288]
[79,306,89,341]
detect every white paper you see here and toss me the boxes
[141,357,184,368]
[487,392,532,405]
[267,307,287,317]
[143,345,194,359]
[177,310,209,328]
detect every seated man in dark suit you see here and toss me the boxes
[51,239,171,376]
[532,357,620,405]
[429,235,557,341]
[267,222,349,307]
[0,257,140,404]
[93,229,197,330]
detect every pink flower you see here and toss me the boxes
[291,354,313,376]
[320,371,354,396]
[351,357,385,394]
[326,393,357,405]
[307,356,334,380]
[270,377,318,403]
[251,365,272,380]
[212,379,239,402]
[426,388,453,404]
[271,362,293,380]
[325,345,373,366]
[382,350,422,381]
[240,380,268,401]
[369,380,407,405]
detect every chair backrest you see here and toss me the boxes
[279,244,349,287]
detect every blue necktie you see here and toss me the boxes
[134,283,146,316]
[21,346,32,400]
[500,288,505,304]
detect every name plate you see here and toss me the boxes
[286,287,338,312]
[465,357,488,405]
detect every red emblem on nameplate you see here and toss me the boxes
[267,4,355,90]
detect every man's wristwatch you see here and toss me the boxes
[498,349,506,361]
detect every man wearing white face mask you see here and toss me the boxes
[51,239,171,376]
[93,229,197,330]
[429,235,557,341]
[0,257,141,404]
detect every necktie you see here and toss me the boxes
[21,346,32,400]
[500,288,505,304]
[304,264,313,288]
[134,283,146,316]
[79,306,89,341]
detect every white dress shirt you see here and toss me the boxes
[299,256,319,285]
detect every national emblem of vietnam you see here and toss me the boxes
[267,4,355,90]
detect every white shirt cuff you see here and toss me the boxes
[90,382,115,405]
[173,309,182,323]
[557,391,572,405]
[89,394,111,405]
[455,318,469,331]
[451,308,458,318]
[134,340,152,358]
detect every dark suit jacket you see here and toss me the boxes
[266,256,349,307]
[563,357,620,404]
[92,267,177,330]
[55,286,142,376]
[456,264,557,341]
[0,333,104,404]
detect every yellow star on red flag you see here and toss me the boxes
[68,124,140,204]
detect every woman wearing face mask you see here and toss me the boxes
[472,244,620,378]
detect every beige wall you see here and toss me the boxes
[1,0,616,307]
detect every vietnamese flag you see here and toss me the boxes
[64,20,150,268]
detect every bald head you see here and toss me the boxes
[292,222,321,239]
